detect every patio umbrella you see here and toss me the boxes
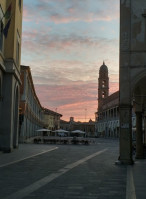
[71,130,86,134]
[54,129,68,133]
[36,129,51,132]
[54,129,69,136]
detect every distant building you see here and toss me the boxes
[43,108,62,132]
[0,0,23,152]
[19,65,45,142]
[60,117,95,137]
[60,120,71,132]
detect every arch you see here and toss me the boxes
[132,75,146,110]
[132,75,146,159]
[13,84,19,148]
[131,71,146,96]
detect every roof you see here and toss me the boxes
[43,108,62,117]
[99,61,108,73]
[102,91,119,106]
[20,65,43,109]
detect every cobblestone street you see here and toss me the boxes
[0,139,145,199]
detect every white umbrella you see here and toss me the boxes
[53,129,69,136]
[54,129,68,133]
[72,130,86,134]
[36,129,51,132]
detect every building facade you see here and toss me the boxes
[95,62,136,139]
[120,0,146,164]
[19,65,45,142]
[95,62,120,138]
[0,0,23,152]
[43,108,62,132]
[60,117,95,137]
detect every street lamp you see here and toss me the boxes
[85,108,87,122]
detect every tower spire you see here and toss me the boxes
[98,62,109,111]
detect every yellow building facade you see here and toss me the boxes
[43,108,62,131]
[0,0,23,152]
[43,113,54,131]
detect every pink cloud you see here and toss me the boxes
[22,0,119,122]
[50,14,114,24]
[109,82,119,94]
[59,100,97,122]
[30,76,119,122]
[23,0,119,24]
[23,7,35,22]
[22,29,119,62]
[33,81,97,122]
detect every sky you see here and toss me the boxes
[21,0,119,122]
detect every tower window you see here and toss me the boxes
[102,80,106,88]
[102,92,105,98]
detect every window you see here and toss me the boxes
[16,40,20,64]
[0,6,4,52]
[102,80,105,88]
[102,91,105,98]
[19,0,22,10]
[16,31,20,65]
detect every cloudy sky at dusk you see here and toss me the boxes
[21,0,119,122]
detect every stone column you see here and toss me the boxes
[119,105,133,164]
[116,107,118,118]
[144,117,146,145]
[136,112,144,159]
[13,87,19,149]
[0,74,14,152]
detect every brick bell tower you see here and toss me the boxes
[98,61,109,112]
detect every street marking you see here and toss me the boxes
[4,148,108,199]
[0,147,58,168]
[126,166,136,199]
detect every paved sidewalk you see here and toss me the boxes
[0,144,58,167]
[132,159,146,199]
[115,157,146,199]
